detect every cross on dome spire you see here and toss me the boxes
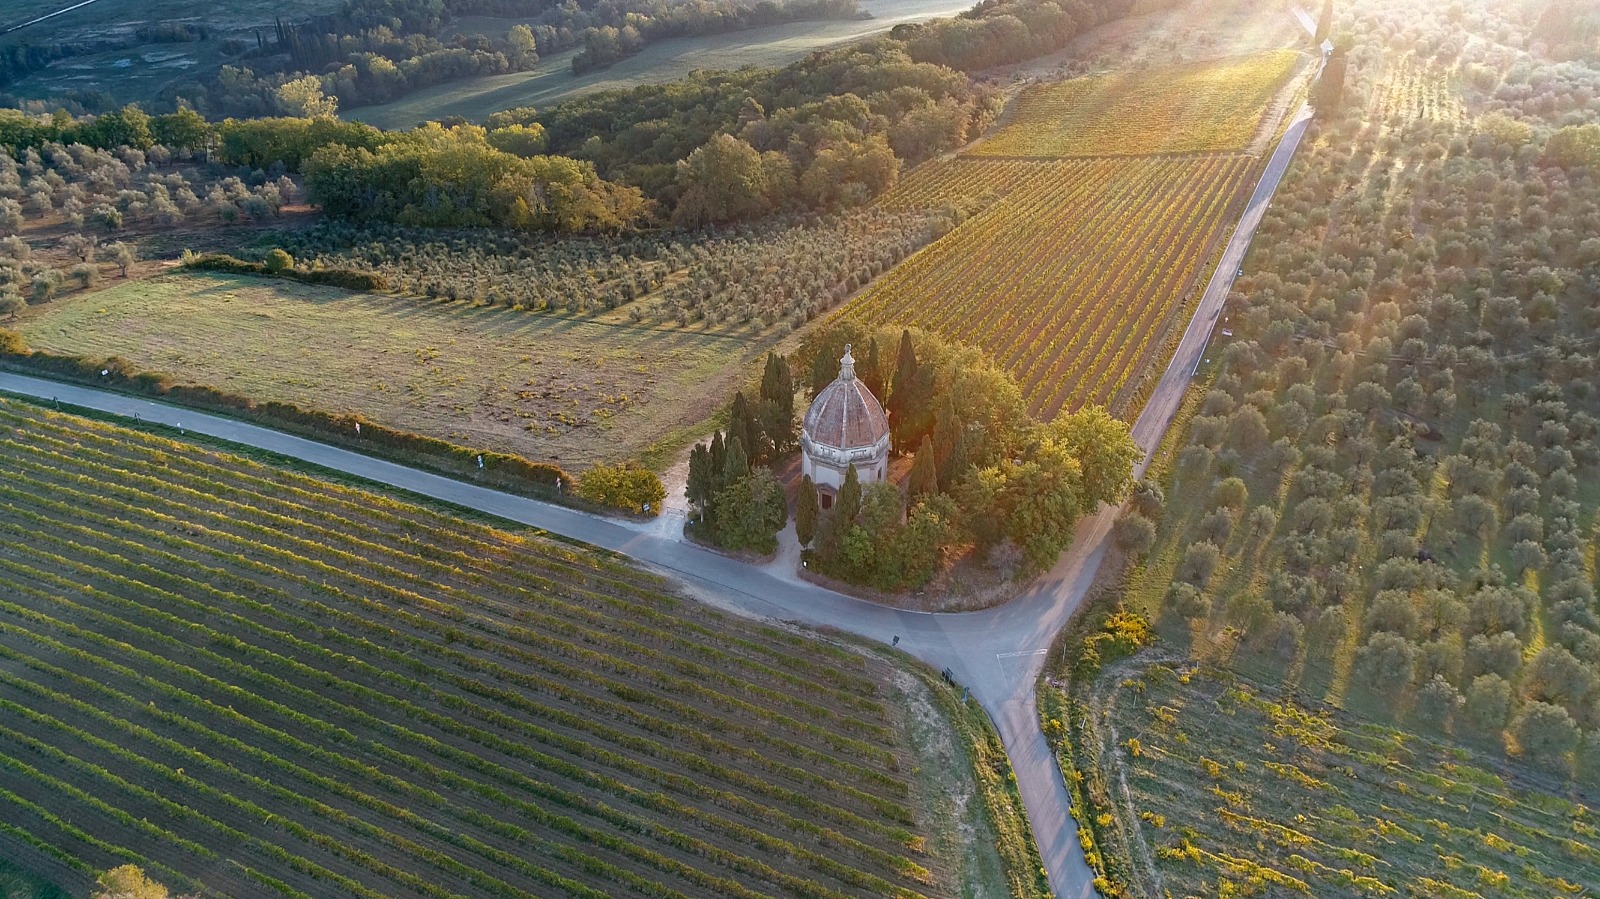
[839,344,856,382]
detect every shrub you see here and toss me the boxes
[0,327,28,354]
[1166,582,1211,620]
[1114,513,1156,556]
[1354,631,1417,695]
[181,251,387,291]
[69,262,99,288]
[29,269,61,304]
[1176,540,1221,587]
[265,248,295,273]
[713,468,788,553]
[1512,701,1580,768]
[577,463,666,515]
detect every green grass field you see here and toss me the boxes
[1058,663,1600,898]
[17,271,759,468]
[347,0,973,129]
[0,395,1019,898]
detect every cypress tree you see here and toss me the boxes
[810,342,838,396]
[796,474,819,546]
[932,392,959,477]
[837,463,862,524]
[946,423,972,492]
[909,435,939,499]
[760,352,794,452]
[888,329,919,452]
[861,337,884,399]
[710,430,727,484]
[686,442,714,509]
[730,391,763,464]
[723,435,749,485]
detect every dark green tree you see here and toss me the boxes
[932,392,960,490]
[710,430,727,481]
[837,463,862,525]
[729,391,764,464]
[715,468,788,553]
[860,337,884,399]
[811,344,839,397]
[909,435,939,499]
[887,329,920,452]
[759,352,795,453]
[723,435,749,485]
[686,441,715,508]
[796,474,819,546]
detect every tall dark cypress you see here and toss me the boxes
[811,342,838,397]
[861,337,884,399]
[908,435,939,499]
[723,435,749,484]
[837,463,862,524]
[887,329,919,453]
[932,393,960,491]
[760,352,794,452]
[728,391,760,463]
[796,474,819,546]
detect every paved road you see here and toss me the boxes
[0,103,1313,899]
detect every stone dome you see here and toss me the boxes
[802,344,890,456]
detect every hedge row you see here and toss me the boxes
[182,253,389,292]
[0,333,642,514]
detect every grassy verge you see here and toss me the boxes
[0,340,657,518]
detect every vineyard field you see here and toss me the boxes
[968,51,1302,158]
[1057,664,1600,898]
[0,397,1010,899]
[847,155,1255,418]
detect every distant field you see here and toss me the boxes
[1054,664,1600,898]
[968,51,1301,158]
[849,154,1254,419]
[16,272,757,468]
[348,0,973,129]
[0,0,330,107]
[0,396,1010,898]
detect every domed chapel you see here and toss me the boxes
[801,344,890,508]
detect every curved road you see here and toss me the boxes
[0,104,1311,899]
